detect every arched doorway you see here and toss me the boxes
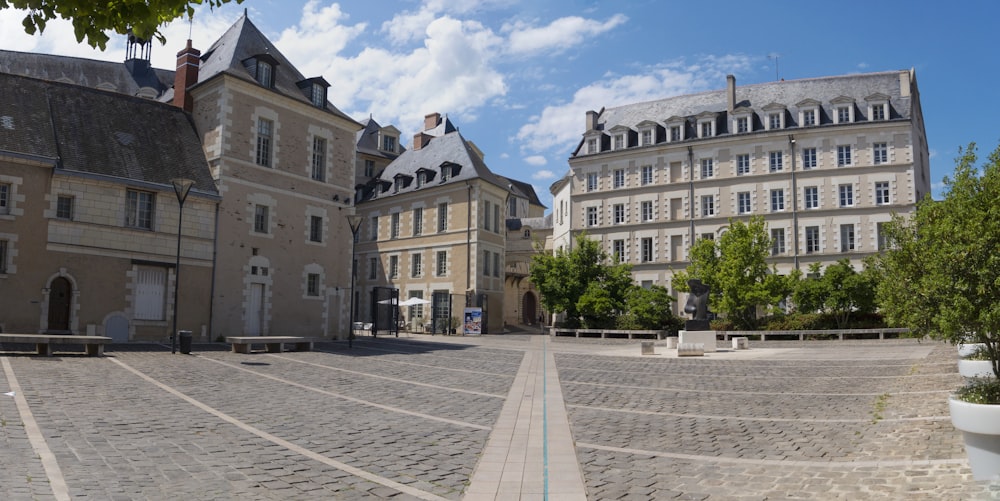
[522,291,537,325]
[48,277,72,332]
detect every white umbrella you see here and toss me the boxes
[399,297,432,306]
[377,298,398,305]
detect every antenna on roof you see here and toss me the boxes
[767,53,781,81]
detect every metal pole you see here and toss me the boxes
[349,234,357,348]
[171,198,184,354]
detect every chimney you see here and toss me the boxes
[726,74,736,112]
[424,112,441,131]
[586,110,598,131]
[173,40,201,112]
[413,132,432,150]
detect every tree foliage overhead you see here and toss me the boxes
[673,216,790,330]
[792,259,876,328]
[1,0,243,50]
[871,143,1000,381]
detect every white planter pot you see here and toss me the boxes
[958,359,997,379]
[958,343,987,358]
[950,396,1000,481]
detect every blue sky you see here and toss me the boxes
[3,0,996,209]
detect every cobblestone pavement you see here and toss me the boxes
[0,336,996,500]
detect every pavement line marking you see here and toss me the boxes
[562,380,953,396]
[106,357,451,501]
[543,335,550,499]
[199,356,491,430]
[568,404,950,423]
[577,442,966,469]
[1,358,70,501]
[557,367,956,380]
[307,349,515,378]
[269,354,505,398]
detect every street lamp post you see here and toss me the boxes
[170,178,195,354]
[346,214,364,348]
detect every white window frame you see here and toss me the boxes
[390,212,400,239]
[875,181,891,205]
[612,239,625,263]
[769,151,783,172]
[840,224,856,252]
[699,120,714,138]
[641,237,653,263]
[586,206,598,227]
[613,204,625,224]
[737,154,750,176]
[770,189,785,212]
[839,184,855,207]
[869,103,887,121]
[311,136,326,181]
[735,116,749,133]
[437,203,448,232]
[701,158,714,179]
[771,228,785,256]
[586,173,598,192]
[613,169,625,189]
[873,143,888,165]
[805,226,820,254]
[768,112,783,130]
[413,208,423,236]
[436,251,448,277]
[641,201,653,222]
[700,195,715,217]
[804,186,819,209]
[641,165,653,186]
[738,192,752,214]
[669,125,682,142]
[641,129,653,146]
[837,145,852,167]
[126,189,155,230]
[836,106,853,124]
[587,137,598,154]
[256,118,273,167]
[802,148,817,169]
[613,134,625,150]
[411,253,422,278]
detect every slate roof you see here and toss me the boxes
[356,117,405,160]
[0,49,173,98]
[0,73,217,195]
[579,71,913,153]
[191,13,357,125]
[500,176,545,209]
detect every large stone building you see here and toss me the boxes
[354,113,544,334]
[552,70,929,314]
[0,72,218,340]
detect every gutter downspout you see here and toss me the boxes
[788,135,799,271]
[687,145,695,246]
[466,181,473,293]
[207,200,220,340]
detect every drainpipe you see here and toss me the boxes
[687,145,695,245]
[788,135,799,271]
[466,181,473,292]
[207,200,220,341]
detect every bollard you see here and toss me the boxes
[178,330,193,354]
[677,342,705,357]
[665,337,678,349]
[732,337,749,350]
[641,341,655,355]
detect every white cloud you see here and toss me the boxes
[515,56,754,155]
[503,14,627,57]
[524,156,547,166]
[275,1,367,77]
[531,169,556,180]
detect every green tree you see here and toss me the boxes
[616,285,680,331]
[792,259,876,328]
[871,143,1000,384]
[674,216,790,330]
[1,0,243,50]
[530,233,634,328]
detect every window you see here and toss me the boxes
[370,216,379,240]
[256,118,273,167]
[877,222,889,250]
[408,291,425,319]
[483,250,491,277]
[670,126,681,142]
[771,229,785,256]
[805,226,820,254]
[840,224,855,252]
[769,151,783,172]
[837,106,851,124]
[310,84,325,108]
[612,239,625,263]
[437,203,448,232]
[641,165,653,185]
[134,266,166,320]
[769,112,782,130]
[307,273,320,296]
[0,183,9,215]
[837,145,852,166]
[311,137,326,181]
[871,103,886,121]
[364,159,375,177]
[368,257,377,279]
[484,201,491,231]
[802,148,817,169]
[126,190,155,230]
[873,143,888,165]
[839,184,854,207]
[587,138,598,154]
[641,201,653,221]
[408,253,422,278]
[440,165,451,182]
[641,129,652,146]
[256,61,273,87]
[613,169,625,188]
[613,134,624,150]
[383,135,396,152]
[875,181,891,205]
[309,215,322,243]
[770,189,785,211]
[493,252,500,278]
[641,237,653,263]
[436,251,447,276]
[737,154,750,176]
[700,233,715,241]
[736,117,748,133]
[586,207,598,227]
[802,109,816,126]
[56,195,73,220]
[494,205,500,234]
[413,208,423,236]
[700,121,713,138]
[738,192,751,214]
[587,173,598,192]
[701,158,714,178]
[0,239,6,274]
[613,204,625,224]
[253,204,269,234]
[389,255,399,279]
[701,195,715,217]
[390,213,400,239]
[804,186,819,209]
[523,229,531,239]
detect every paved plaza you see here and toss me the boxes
[0,334,998,500]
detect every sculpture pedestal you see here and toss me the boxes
[684,319,710,331]
[679,330,718,352]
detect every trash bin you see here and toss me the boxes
[178,330,193,354]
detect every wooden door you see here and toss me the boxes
[48,277,71,331]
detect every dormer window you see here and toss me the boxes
[870,103,886,121]
[440,164,451,182]
[587,137,598,154]
[416,172,424,188]
[731,108,752,134]
[865,93,890,121]
[763,104,786,130]
[394,177,403,193]
[831,97,856,124]
[310,83,325,107]
[641,129,652,146]
[257,61,272,87]
[736,116,749,133]
[669,125,682,142]
[613,134,624,150]
[244,54,280,89]
[382,135,396,153]
[802,109,816,126]
[768,112,782,130]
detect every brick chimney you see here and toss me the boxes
[412,132,432,150]
[727,74,736,112]
[173,40,201,112]
[586,110,598,131]
[424,112,441,131]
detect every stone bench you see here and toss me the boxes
[0,334,111,357]
[677,343,705,357]
[679,330,718,352]
[226,336,314,354]
[732,337,749,350]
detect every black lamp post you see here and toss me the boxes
[170,178,194,354]
[346,214,363,348]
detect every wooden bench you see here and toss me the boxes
[226,336,314,354]
[0,334,112,357]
